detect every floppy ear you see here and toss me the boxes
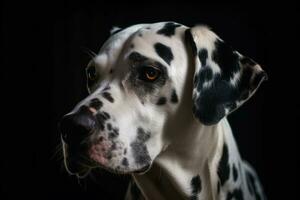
[110,26,122,35]
[185,26,268,125]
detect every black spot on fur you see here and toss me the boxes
[103,112,110,119]
[185,29,197,57]
[136,127,150,142]
[232,164,238,182]
[218,143,230,186]
[107,123,112,131]
[124,148,127,155]
[171,89,178,103]
[226,188,244,200]
[190,175,202,200]
[95,111,110,131]
[128,52,148,62]
[122,157,128,167]
[89,98,103,110]
[111,142,116,150]
[157,22,181,37]
[103,85,111,91]
[102,92,114,103]
[212,39,240,81]
[156,97,167,105]
[108,131,118,139]
[198,49,208,66]
[130,142,151,166]
[130,127,151,165]
[154,43,174,65]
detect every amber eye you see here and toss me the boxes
[86,66,97,81]
[138,66,161,82]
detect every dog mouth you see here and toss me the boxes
[64,155,96,178]
[63,141,152,176]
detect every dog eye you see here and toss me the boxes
[86,66,98,81]
[138,66,161,82]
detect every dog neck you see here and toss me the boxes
[132,118,239,200]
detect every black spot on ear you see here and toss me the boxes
[232,164,238,182]
[190,175,202,200]
[154,43,174,65]
[157,22,181,37]
[110,69,113,74]
[171,89,178,103]
[130,44,134,48]
[226,188,244,200]
[196,67,213,91]
[89,98,103,110]
[198,49,208,66]
[156,97,167,105]
[138,33,143,37]
[212,39,240,81]
[122,157,129,167]
[102,92,114,103]
[218,143,230,186]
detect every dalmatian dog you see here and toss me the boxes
[59,22,267,200]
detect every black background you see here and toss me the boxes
[1,1,299,199]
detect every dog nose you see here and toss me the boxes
[59,106,96,145]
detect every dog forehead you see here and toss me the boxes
[94,22,186,67]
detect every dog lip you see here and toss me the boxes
[65,154,96,175]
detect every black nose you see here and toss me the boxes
[59,106,96,145]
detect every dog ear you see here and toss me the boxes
[185,26,268,125]
[110,26,122,35]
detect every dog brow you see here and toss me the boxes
[128,52,148,62]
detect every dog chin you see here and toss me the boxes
[93,161,152,175]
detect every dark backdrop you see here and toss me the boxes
[2,1,299,199]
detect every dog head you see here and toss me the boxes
[59,22,267,177]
